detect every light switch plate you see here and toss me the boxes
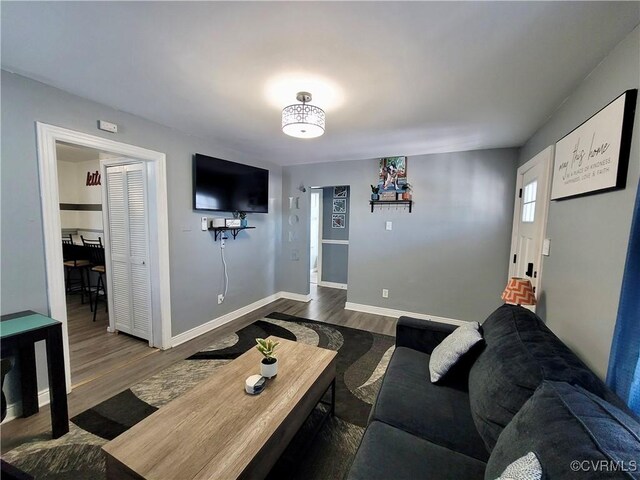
[385,221,392,231]
[542,238,551,256]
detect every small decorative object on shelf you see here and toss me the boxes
[401,183,412,200]
[237,211,248,228]
[370,184,380,201]
[244,374,266,395]
[256,338,279,378]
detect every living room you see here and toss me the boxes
[1,2,639,479]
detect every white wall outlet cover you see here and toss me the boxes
[385,221,392,231]
[542,238,551,256]
[201,216,208,231]
[382,289,389,298]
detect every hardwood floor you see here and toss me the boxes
[1,285,396,452]
[66,293,156,388]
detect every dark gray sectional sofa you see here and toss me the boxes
[347,304,640,480]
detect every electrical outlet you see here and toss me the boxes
[382,289,389,298]
[201,216,208,231]
[218,294,224,304]
[220,238,226,248]
[385,221,392,231]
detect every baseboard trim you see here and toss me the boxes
[171,293,281,347]
[2,388,50,424]
[344,302,467,326]
[170,291,312,348]
[277,291,313,303]
[318,281,347,290]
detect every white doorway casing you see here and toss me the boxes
[508,145,554,308]
[36,122,172,393]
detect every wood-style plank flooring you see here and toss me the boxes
[1,285,396,452]
[66,293,156,389]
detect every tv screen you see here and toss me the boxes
[193,154,269,213]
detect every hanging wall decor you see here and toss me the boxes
[334,186,348,198]
[377,157,407,194]
[332,214,345,229]
[551,89,637,200]
[333,199,347,213]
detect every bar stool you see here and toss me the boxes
[62,243,91,305]
[85,244,107,322]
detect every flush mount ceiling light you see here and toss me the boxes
[282,92,325,139]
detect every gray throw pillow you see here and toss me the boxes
[429,322,482,383]
[496,452,542,480]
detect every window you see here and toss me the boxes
[522,180,537,223]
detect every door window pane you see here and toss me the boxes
[522,180,537,223]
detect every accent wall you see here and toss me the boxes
[518,26,640,378]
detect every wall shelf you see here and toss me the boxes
[208,226,255,241]
[369,200,412,213]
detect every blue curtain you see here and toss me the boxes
[607,178,640,414]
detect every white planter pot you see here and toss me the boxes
[260,358,278,378]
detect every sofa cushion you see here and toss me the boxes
[348,420,486,480]
[485,381,640,480]
[468,304,629,451]
[430,322,483,383]
[369,346,489,462]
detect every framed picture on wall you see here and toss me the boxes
[332,214,345,229]
[551,89,637,200]
[334,186,348,198]
[333,199,346,213]
[378,157,407,192]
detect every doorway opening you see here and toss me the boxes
[37,123,172,394]
[56,142,156,387]
[309,185,350,293]
[310,189,322,285]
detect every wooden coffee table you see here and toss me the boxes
[102,336,337,479]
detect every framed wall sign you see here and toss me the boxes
[551,89,637,200]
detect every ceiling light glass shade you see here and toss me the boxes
[282,103,325,139]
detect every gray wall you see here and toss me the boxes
[280,148,519,322]
[518,26,640,379]
[321,186,349,284]
[1,71,282,402]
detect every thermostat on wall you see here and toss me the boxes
[98,120,118,133]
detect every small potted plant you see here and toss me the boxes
[371,185,380,201]
[238,211,247,228]
[401,183,412,200]
[256,338,279,378]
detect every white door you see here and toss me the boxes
[508,146,553,306]
[105,163,152,341]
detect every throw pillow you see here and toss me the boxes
[485,380,640,480]
[429,322,482,383]
[496,452,542,480]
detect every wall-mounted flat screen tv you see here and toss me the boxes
[193,154,269,213]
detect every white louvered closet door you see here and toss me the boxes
[106,163,152,341]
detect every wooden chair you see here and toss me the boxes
[80,235,102,247]
[85,244,107,322]
[62,243,91,305]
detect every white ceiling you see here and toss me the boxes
[2,2,639,166]
[56,142,113,164]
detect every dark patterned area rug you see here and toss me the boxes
[2,312,395,480]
